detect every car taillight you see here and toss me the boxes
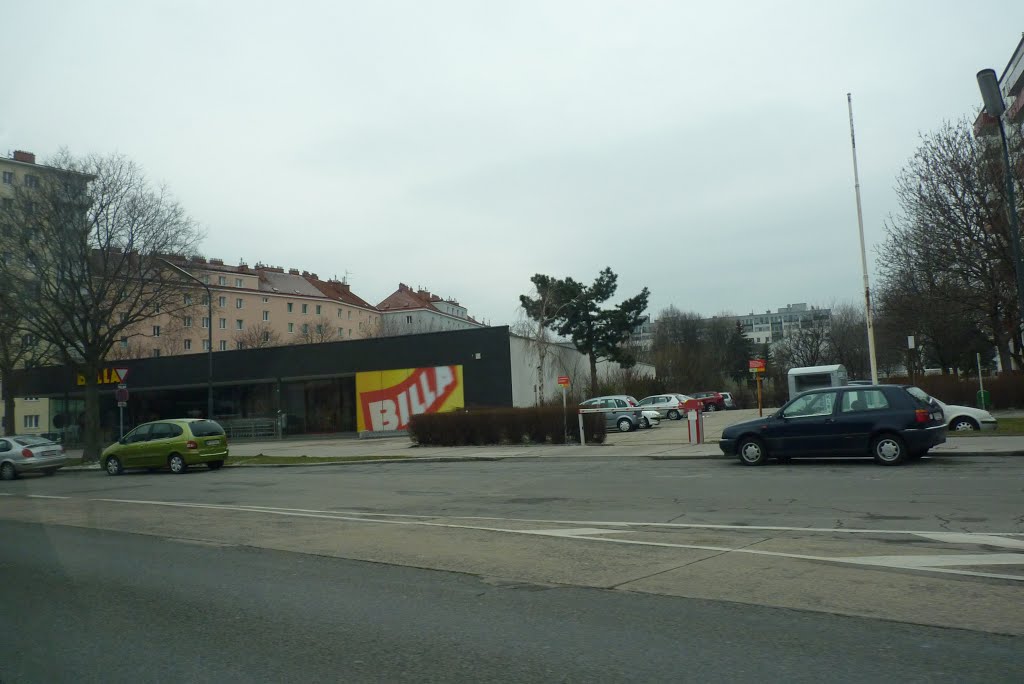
[186,440,198,449]
[915,409,929,424]
[21,448,33,458]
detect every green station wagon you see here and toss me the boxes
[101,419,229,475]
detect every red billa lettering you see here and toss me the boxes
[361,366,458,431]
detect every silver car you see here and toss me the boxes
[638,394,695,420]
[580,396,644,432]
[0,435,68,480]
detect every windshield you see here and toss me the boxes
[189,420,226,437]
[906,387,933,404]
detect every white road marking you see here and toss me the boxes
[912,532,1024,550]
[516,528,630,537]
[89,498,1024,582]
[26,495,69,499]
[834,553,1024,568]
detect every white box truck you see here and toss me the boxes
[787,364,848,400]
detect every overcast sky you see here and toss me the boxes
[3,1,1022,326]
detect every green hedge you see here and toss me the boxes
[409,407,606,446]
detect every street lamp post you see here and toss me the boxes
[977,69,1024,356]
[159,258,214,419]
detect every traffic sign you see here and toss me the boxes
[115,384,129,403]
[748,359,766,373]
[557,375,570,386]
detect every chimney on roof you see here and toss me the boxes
[309,273,318,280]
[398,283,409,292]
[288,268,300,275]
[192,256,207,264]
[12,150,35,164]
[339,282,350,293]
[209,258,224,266]
[418,288,430,299]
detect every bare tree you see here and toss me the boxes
[295,316,339,344]
[773,322,830,369]
[878,119,1023,371]
[234,322,282,349]
[0,151,203,460]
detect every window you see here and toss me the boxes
[236,319,244,330]
[235,278,243,287]
[315,324,324,335]
[348,328,352,337]
[218,296,227,307]
[201,275,210,284]
[202,340,210,351]
[120,312,129,323]
[218,318,226,329]
[288,323,294,333]
[338,327,344,338]
[301,303,308,314]
[287,302,294,313]
[2,171,13,184]
[219,340,227,351]
[184,316,192,328]
[202,317,210,328]
[184,294,192,305]
[120,338,128,348]
[841,390,890,413]
[338,308,343,318]
[315,304,321,315]
[218,276,227,286]
[236,298,243,309]
[201,295,210,305]
[783,392,837,418]
[359,321,364,331]
[262,297,269,303]
[24,174,39,188]
[236,341,244,350]
[24,415,39,429]
[151,349,161,358]
[348,311,351,319]
[262,310,269,321]
[184,339,192,350]
[406,315,413,324]
[2,197,12,211]
[301,323,309,335]
[262,331,270,342]
[152,325,161,337]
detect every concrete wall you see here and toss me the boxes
[509,334,655,407]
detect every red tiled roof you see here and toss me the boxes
[306,277,378,311]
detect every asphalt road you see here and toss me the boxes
[2,521,1021,683]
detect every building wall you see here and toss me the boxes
[509,335,656,407]
[0,392,50,437]
[113,268,382,358]
[380,308,482,335]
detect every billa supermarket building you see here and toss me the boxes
[4,327,652,442]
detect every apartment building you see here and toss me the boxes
[1,151,55,436]
[730,303,832,345]
[376,283,484,335]
[115,257,382,358]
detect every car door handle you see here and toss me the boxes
[825,418,835,423]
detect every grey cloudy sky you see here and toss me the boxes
[3,1,1022,326]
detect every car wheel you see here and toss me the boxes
[168,453,188,474]
[617,417,633,433]
[640,416,651,429]
[1,462,17,481]
[105,455,123,476]
[667,410,680,421]
[951,417,978,431]
[706,404,717,412]
[737,437,767,466]
[43,468,58,476]
[207,460,224,470]
[872,433,907,466]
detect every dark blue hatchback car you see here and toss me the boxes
[719,384,946,466]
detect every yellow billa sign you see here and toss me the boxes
[77,367,130,386]
[356,365,464,432]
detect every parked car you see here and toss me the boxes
[0,435,67,481]
[719,384,946,466]
[719,392,738,410]
[905,387,998,432]
[638,394,688,420]
[639,409,661,429]
[101,419,229,475]
[692,391,726,411]
[580,396,644,432]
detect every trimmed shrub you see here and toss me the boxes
[409,407,606,446]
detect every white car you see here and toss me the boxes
[906,387,997,432]
[638,394,695,420]
[640,410,661,429]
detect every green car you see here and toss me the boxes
[101,419,229,475]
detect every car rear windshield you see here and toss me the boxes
[905,386,934,408]
[14,436,54,446]
[189,420,225,437]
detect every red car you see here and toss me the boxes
[691,391,726,412]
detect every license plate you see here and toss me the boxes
[44,450,58,457]
[205,439,220,446]
[932,413,942,421]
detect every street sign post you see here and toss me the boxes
[749,360,766,416]
[115,384,129,438]
[557,376,570,442]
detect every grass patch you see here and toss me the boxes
[226,454,413,466]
